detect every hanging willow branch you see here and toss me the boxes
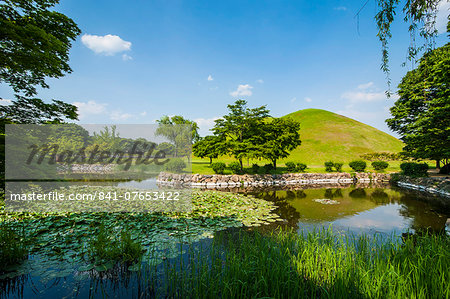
[357,0,442,97]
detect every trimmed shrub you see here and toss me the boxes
[324,161,334,172]
[263,164,274,173]
[296,163,307,172]
[334,162,343,172]
[228,162,242,174]
[439,164,450,175]
[372,161,389,171]
[211,162,226,174]
[285,162,297,172]
[400,162,428,177]
[349,160,367,172]
[252,164,260,174]
[164,158,186,172]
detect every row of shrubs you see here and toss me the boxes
[324,160,390,172]
[211,162,280,175]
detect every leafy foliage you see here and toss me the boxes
[263,163,274,173]
[285,162,296,172]
[251,163,260,173]
[213,100,271,170]
[228,161,241,174]
[349,160,367,172]
[296,162,307,172]
[386,43,450,168]
[373,0,443,93]
[333,162,343,172]
[193,135,224,164]
[164,158,186,173]
[156,115,199,158]
[372,161,389,171]
[400,162,429,177]
[211,162,225,174]
[0,0,81,97]
[324,161,334,172]
[0,225,28,268]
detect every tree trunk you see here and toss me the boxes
[209,157,212,164]
[239,158,243,171]
[272,159,277,170]
[436,159,440,169]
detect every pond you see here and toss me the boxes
[1,183,449,298]
[244,185,449,236]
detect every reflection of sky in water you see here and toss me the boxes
[298,203,412,236]
[117,178,158,189]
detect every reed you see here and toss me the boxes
[144,228,450,298]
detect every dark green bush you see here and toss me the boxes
[349,160,367,172]
[400,162,428,177]
[164,158,186,172]
[372,161,389,171]
[334,162,343,172]
[285,162,297,172]
[324,161,334,172]
[228,162,242,174]
[252,164,260,173]
[263,164,274,173]
[439,164,450,175]
[211,162,226,174]
[296,163,307,172]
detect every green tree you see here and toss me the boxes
[1,0,81,97]
[156,116,199,160]
[193,135,224,164]
[386,43,449,168]
[212,100,270,171]
[260,117,301,169]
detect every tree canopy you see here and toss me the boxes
[0,0,81,97]
[386,43,449,167]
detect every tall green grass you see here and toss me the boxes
[145,228,449,298]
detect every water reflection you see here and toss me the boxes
[245,185,449,235]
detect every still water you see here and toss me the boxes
[1,184,449,298]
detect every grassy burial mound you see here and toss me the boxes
[282,109,403,165]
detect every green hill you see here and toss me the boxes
[282,109,403,165]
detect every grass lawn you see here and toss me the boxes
[191,157,434,175]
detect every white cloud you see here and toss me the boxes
[290,97,297,103]
[110,111,133,121]
[256,79,264,84]
[304,97,312,103]
[194,117,219,136]
[0,98,12,106]
[436,0,450,34]
[140,111,147,117]
[341,91,385,103]
[122,54,133,61]
[230,84,253,97]
[207,75,214,81]
[81,34,132,55]
[334,6,347,11]
[357,82,374,90]
[73,101,107,119]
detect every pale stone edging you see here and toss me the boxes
[397,181,450,198]
[157,172,390,189]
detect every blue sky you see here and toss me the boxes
[1,0,449,136]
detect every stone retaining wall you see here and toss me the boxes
[157,172,390,189]
[395,176,450,198]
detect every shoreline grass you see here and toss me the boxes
[145,228,450,298]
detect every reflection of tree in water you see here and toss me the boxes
[324,189,343,199]
[369,189,392,205]
[349,188,367,199]
[397,194,448,233]
[250,191,301,227]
